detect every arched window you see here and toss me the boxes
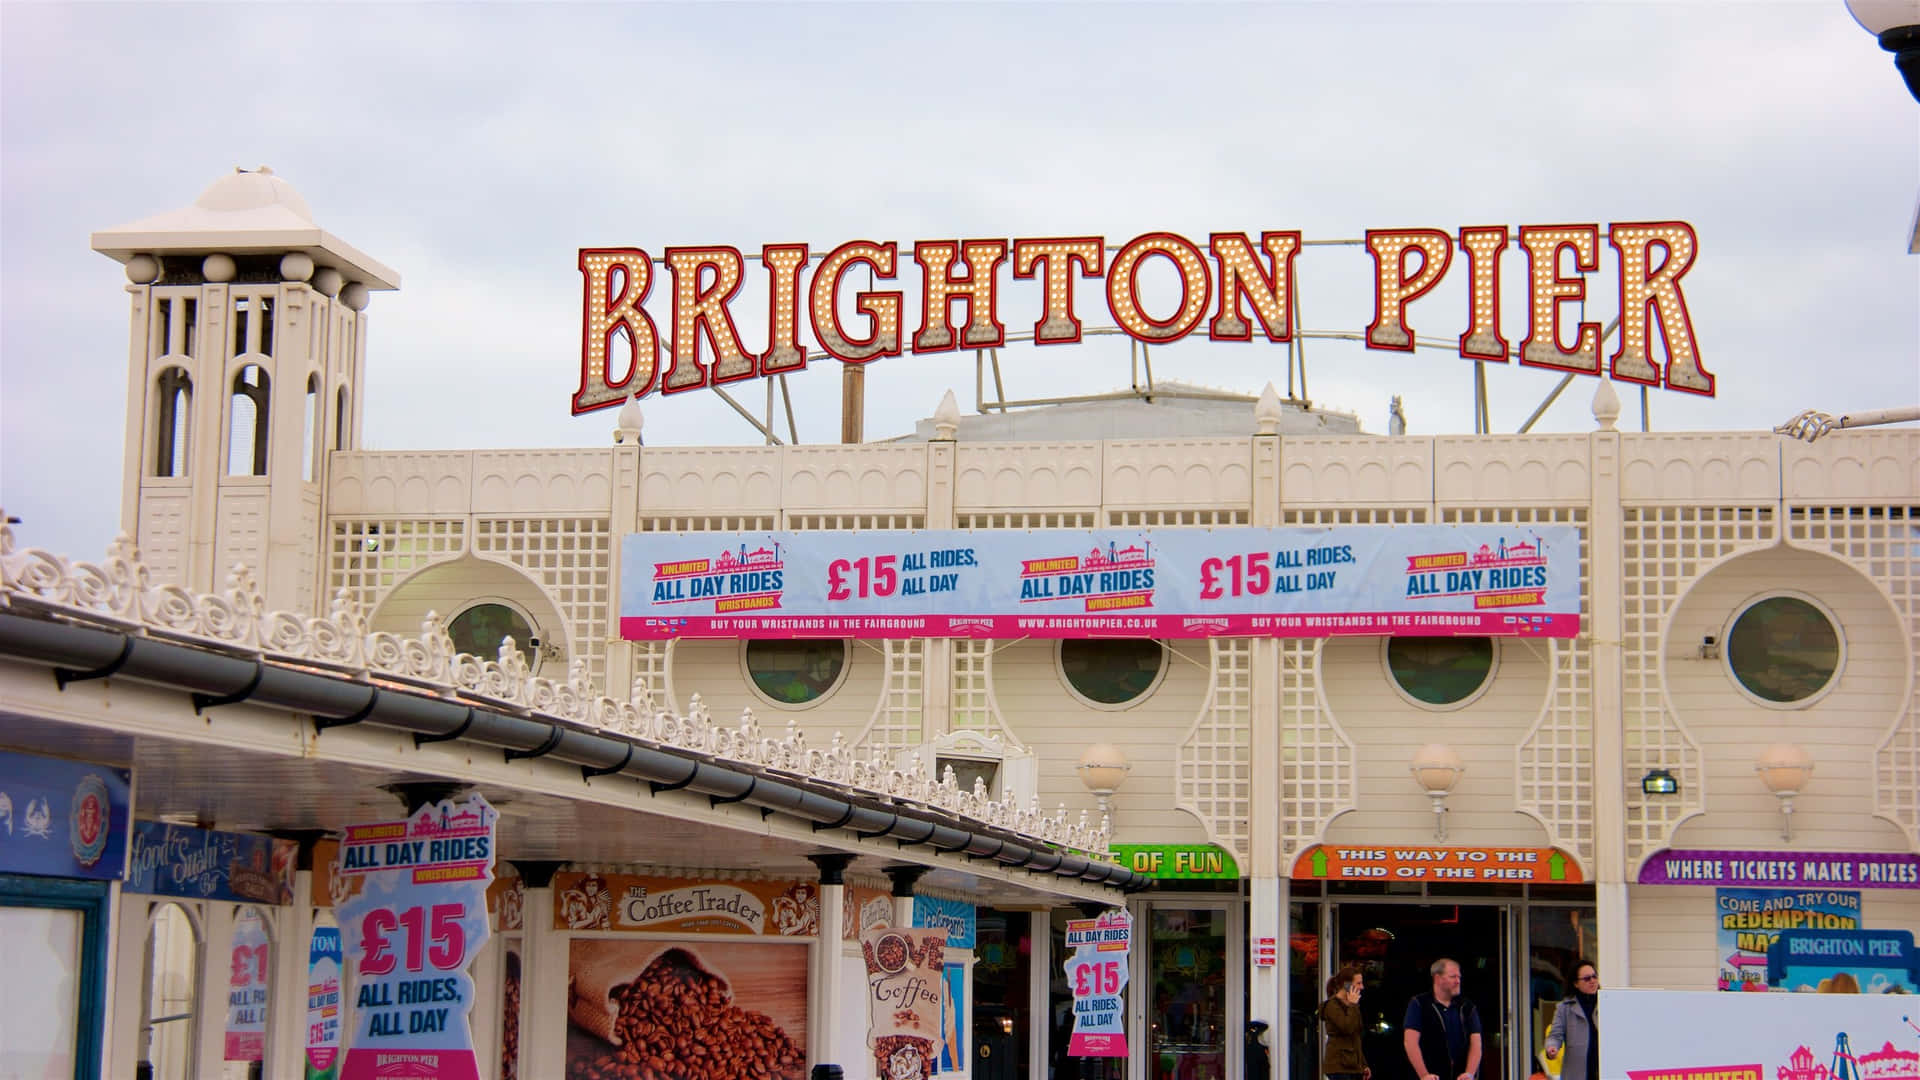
[303,373,321,482]
[228,365,270,476]
[154,367,193,477]
[142,901,202,1080]
[334,385,351,451]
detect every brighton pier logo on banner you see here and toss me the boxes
[574,224,1713,412]
[1020,540,1156,612]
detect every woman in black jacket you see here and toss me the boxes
[1320,965,1371,1080]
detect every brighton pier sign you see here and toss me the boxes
[575,223,1710,413]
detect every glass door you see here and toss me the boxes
[1139,901,1238,1080]
[1330,902,1509,1080]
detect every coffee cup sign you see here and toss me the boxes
[861,928,947,1080]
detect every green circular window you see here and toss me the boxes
[744,640,849,706]
[1725,595,1841,704]
[1058,639,1165,707]
[1387,637,1496,707]
[448,602,537,668]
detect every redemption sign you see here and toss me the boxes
[1062,909,1132,1058]
[337,793,496,1080]
[620,525,1578,640]
[1713,888,1859,992]
[1291,844,1583,884]
[575,223,1714,413]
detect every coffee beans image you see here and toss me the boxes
[568,941,808,1080]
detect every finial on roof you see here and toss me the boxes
[1388,395,1407,436]
[1254,382,1283,435]
[932,389,961,440]
[1592,379,1621,431]
[615,394,644,445]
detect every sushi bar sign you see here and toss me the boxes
[574,222,1714,413]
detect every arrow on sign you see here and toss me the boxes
[1548,852,1567,881]
[1310,849,1329,878]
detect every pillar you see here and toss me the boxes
[1590,427,1631,983]
[511,862,565,1080]
[267,834,326,1080]
[808,854,855,1075]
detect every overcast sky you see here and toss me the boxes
[3,1,1916,560]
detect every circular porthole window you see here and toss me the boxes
[1724,593,1843,706]
[1385,636,1497,708]
[743,639,850,707]
[1058,639,1166,708]
[447,600,539,670]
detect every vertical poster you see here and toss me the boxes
[862,927,949,1080]
[565,939,807,1080]
[337,793,496,1080]
[1062,909,1131,1057]
[225,906,272,1063]
[1714,888,1860,991]
[937,964,965,1074]
[307,925,343,1080]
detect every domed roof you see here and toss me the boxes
[192,166,314,222]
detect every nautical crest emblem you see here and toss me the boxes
[23,796,53,839]
[69,774,111,867]
[0,791,12,835]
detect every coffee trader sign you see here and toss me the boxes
[576,224,1711,411]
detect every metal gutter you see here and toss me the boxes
[0,611,1147,892]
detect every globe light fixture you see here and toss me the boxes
[1756,743,1815,841]
[1846,0,1920,101]
[1410,743,1465,839]
[1077,743,1132,817]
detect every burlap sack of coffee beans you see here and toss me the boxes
[568,945,803,1080]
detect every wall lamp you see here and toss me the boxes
[1410,743,1464,840]
[1699,635,1719,660]
[1077,743,1132,817]
[1641,768,1680,796]
[1756,742,1815,842]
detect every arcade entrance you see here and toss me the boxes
[1334,903,1508,1080]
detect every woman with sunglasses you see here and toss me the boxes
[1544,961,1600,1080]
[1320,964,1371,1080]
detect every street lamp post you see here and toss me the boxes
[1846,0,1920,101]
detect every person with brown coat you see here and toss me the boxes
[1320,964,1371,1080]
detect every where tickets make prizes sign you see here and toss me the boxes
[337,793,497,1080]
[1063,909,1132,1057]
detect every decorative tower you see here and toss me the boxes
[91,168,398,614]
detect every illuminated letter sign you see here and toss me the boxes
[575,221,1710,414]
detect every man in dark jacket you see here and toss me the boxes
[1401,958,1482,1080]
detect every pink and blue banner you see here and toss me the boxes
[338,794,496,1080]
[1063,909,1131,1058]
[620,526,1580,640]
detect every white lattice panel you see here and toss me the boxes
[955,443,1102,510]
[636,447,783,511]
[786,513,926,530]
[135,483,192,586]
[1281,507,1429,527]
[1104,438,1250,508]
[1278,638,1354,855]
[1620,434,1780,504]
[1279,436,1433,506]
[636,515,778,532]
[630,640,678,715]
[1176,638,1252,861]
[782,444,928,512]
[328,451,475,515]
[853,639,927,757]
[328,518,467,616]
[956,512,1098,529]
[473,517,613,688]
[215,483,269,582]
[1445,505,1594,862]
[1786,504,1920,849]
[1435,435,1592,506]
[949,638,1026,750]
[472,450,615,514]
[1108,509,1250,528]
[1622,505,1777,864]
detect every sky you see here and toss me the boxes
[3,1,1917,560]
